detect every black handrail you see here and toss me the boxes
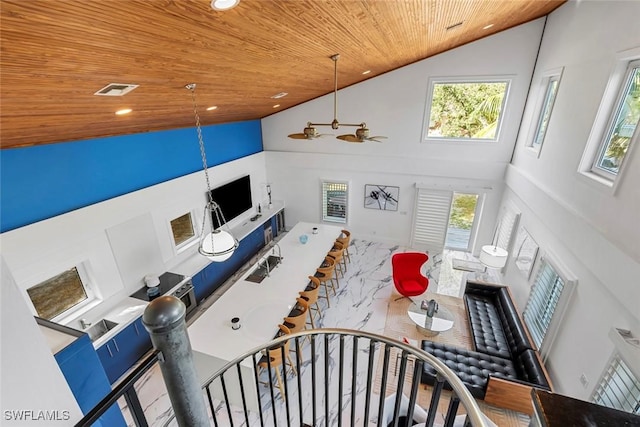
[160,329,489,427]
[75,350,161,427]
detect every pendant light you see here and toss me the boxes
[186,83,239,262]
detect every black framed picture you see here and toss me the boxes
[364,184,399,211]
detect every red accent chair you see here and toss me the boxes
[392,252,429,299]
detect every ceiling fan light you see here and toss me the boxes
[211,0,239,11]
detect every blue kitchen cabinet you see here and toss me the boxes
[97,316,152,384]
[271,215,278,238]
[193,224,269,302]
[193,261,222,303]
[192,268,208,303]
[55,334,126,426]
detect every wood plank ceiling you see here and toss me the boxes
[0,0,565,149]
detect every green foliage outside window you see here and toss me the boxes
[449,194,478,230]
[428,81,508,139]
[600,67,640,173]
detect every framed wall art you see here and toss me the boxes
[514,227,539,279]
[364,184,399,211]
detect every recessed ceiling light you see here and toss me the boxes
[206,106,218,111]
[483,24,494,30]
[362,70,371,75]
[115,108,132,115]
[270,92,288,99]
[211,0,239,11]
[273,104,280,108]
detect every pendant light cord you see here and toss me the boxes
[188,85,218,212]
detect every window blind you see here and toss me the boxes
[523,258,565,349]
[322,181,348,223]
[593,354,640,414]
[411,189,453,253]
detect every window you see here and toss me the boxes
[579,48,640,189]
[528,68,563,155]
[592,354,640,414]
[322,181,348,224]
[424,77,511,142]
[523,256,576,356]
[444,192,481,251]
[27,266,94,320]
[592,59,640,179]
[170,212,196,247]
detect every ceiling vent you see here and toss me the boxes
[94,83,139,96]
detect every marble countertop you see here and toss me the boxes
[187,222,343,365]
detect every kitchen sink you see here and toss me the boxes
[86,319,119,342]
[245,255,282,284]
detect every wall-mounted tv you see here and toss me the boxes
[209,175,252,229]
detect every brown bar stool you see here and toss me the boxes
[336,229,352,263]
[328,241,346,278]
[284,297,311,352]
[257,324,297,400]
[301,277,323,328]
[316,256,338,306]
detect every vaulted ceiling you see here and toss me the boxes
[1,0,564,149]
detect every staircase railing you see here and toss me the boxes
[75,350,161,427]
[164,328,490,427]
[74,330,491,426]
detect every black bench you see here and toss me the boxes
[420,281,551,414]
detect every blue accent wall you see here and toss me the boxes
[0,120,263,232]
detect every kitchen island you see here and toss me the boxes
[187,221,344,409]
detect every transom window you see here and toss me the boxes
[579,48,640,190]
[528,68,563,155]
[424,77,511,142]
[592,59,640,179]
[322,181,348,224]
[27,266,93,320]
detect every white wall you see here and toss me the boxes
[505,1,640,399]
[1,153,268,322]
[262,19,545,246]
[1,256,83,426]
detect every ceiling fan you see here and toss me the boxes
[336,124,387,143]
[288,54,387,143]
[287,123,332,140]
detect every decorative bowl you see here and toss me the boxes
[299,234,309,244]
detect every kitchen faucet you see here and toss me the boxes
[80,318,92,329]
[271,242,282,262]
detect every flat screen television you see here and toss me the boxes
[209,175,252,229]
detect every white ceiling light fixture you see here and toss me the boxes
[211,0,239,11]
[185,83,239,262]
[288,54,387,143]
